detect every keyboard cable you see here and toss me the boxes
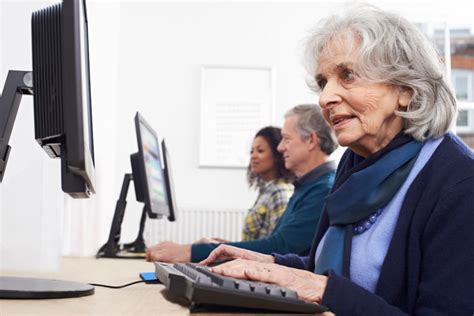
[89,279,159,289]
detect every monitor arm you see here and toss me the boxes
[0,70,33,182]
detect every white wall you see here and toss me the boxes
[1,1,473,268]
[114,2,329,207]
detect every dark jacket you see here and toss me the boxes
[274,133,474,315]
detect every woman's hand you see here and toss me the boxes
[199,244,275,266]
[211,258,328,304]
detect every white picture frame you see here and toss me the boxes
[199,65,275,168]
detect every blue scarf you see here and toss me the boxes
[314,136,422,275]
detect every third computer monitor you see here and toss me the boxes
[161,139,177,222]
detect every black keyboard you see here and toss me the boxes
[154,262,328,314]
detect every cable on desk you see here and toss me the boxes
[89,280,150,289]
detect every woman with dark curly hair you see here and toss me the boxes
[241,126,294,241]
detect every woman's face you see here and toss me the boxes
[316,39,411,157]
[250,136,277,181]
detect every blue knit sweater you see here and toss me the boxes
[274,133,474,315]
[190,162,336,262]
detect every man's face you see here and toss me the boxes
[277,114,311,176]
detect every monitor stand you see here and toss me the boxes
[0,70,94,299]
[0,277,94,299]
[96,173,148,259]
[123,208,147,254]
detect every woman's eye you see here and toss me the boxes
[317,79,327,90]
[341,69,355,81]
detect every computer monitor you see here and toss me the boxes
[0,0,95,198]
[161,139,177,222]
[32,0,95,197]
[96,112,176,258]
[0,0,96,298]
[132,112,170,219]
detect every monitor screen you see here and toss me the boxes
[134,112,170,218]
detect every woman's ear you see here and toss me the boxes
[398,86,413,109]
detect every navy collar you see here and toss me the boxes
[294,161,336,189]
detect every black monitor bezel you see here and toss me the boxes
[62,0,95,195]
[161,139,177,222]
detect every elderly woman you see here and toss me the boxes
[200,5,474,315]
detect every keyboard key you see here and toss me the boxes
[194,266,236,289]
[283,288,298,299]
[172,263,212,285]
[250,283,268,294]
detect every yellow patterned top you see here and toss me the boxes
[241,179,294,241]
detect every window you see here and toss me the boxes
[452,70,473,102]
[457,109,469,127]
[456,105,474,134]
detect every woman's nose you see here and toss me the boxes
[319,80,342,110]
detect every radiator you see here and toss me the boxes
[144,208,247,245]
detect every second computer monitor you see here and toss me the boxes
[132,112,170,219]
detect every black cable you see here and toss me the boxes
[89,280,147,289]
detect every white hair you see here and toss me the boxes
[304,4,456,141]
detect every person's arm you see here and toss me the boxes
[322,271,407,315]
[192,175,332,262]
[272,253,309,270]
[195,237,229,244]
[321,177,474,315]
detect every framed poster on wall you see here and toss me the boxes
[199,66,275,168]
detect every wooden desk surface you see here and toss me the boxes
[0,257,189,315]
[1,257,330,315]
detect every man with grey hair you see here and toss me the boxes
[278,104,338,178]
[146,104,337,263]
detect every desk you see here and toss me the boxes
[1,257,331,315]
[0,257,189,315]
